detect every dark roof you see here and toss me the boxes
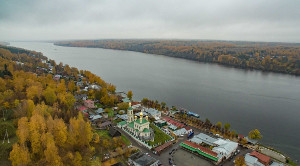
[111,162,125,166]
[74,94,87,100]
[109,127,121,137]
[100,121,111,127]
[129,152,158,166]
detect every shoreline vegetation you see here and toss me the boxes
[54,39,300,76]
[0,44,296,165]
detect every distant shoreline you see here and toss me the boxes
[54,40,300,76]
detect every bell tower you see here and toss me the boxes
[127,102,134,123]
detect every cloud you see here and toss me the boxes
[0,0,299,42]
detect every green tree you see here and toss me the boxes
[224,123,231,131]
[141,98,148,106]
[127,90,133,100]
[117,102,129,110]
[216,122,222,129]
[248,129,262,140]
[161,102,166,109]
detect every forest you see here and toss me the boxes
[0,45,131,165]
[55,40,300,75]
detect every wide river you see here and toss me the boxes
[10,42,300,160]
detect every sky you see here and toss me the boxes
[0,0,300,43]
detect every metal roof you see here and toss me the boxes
[194,133,217,146]
[245,153,264,166]
[212,139,238,157]
[173,128,187,136]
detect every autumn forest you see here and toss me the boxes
[0,45,130,165]
[55,40,300,75]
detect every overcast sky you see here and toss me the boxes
[0,0,300,42]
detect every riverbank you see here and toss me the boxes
[54,40,300,76]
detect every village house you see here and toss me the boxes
[109,127,121,137]
[53,74,62,81]
[84,99,95,109]
[88,84,101,90]
[161,117,185,128]
[96,108,104,114]
[249,151,271,166]
[154,120,167,127]
[144,108,161,120]
[76,81,84,87]
[74,94,88,101]
[77,106,88,113]
[245,153,264,166]
[98,121,112,129]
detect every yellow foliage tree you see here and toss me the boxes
[44,133,63,166]
[16,117,30,145]
[9,144,31,166]
[57,79,66,94]
[29,112,46,155]
[26,85,43,101]
[43,87,57,105]
[235,156,246,166]
[68,80,76,93]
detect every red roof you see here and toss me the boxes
[154,141,173,153]
[83,112,89,117]
[238,134,244,138]
[85,100,94,103]
[182,140,218,157]
[78,106,88,111]
[131,101,140,105]
[161,117,185,128]
[250,151,271,165]
[184,126,192,131]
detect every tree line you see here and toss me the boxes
[55,40,300,75]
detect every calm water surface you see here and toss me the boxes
[10,42,300,160]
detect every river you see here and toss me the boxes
[9,42,300,160]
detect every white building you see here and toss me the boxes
[173,128,188,136]
[190,133,238,160]
[212,139,238,159]
[144,108,161,120]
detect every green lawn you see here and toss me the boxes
[148,124,172,146]
[95,103,103,108]
[95,130,111,139]
[121,135,131,146]
[0,120,17,165]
